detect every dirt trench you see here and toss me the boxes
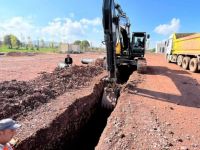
[0,53,138,149]
[15,77,106,150]
[0,63,111,149]
[10,65,135,150]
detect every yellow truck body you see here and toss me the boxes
[166,33,200,72]
[172,33,200,55]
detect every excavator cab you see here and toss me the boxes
[131,32,150,58]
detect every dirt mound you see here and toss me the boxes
[0,65,103,119]
[94,58,105,68]
[6,52,38,56]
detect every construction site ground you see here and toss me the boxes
[0,52,200,149]
[0,52,102,82]
[96,53,200,150]
[0,52,106,149]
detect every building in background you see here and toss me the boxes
[156,41,166,53]
[60,43,81,54]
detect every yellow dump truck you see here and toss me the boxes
[166,33,200,72]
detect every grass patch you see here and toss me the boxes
[0,46,59,53]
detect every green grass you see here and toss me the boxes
[0,45,59,53]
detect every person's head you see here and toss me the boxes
[0,118,21,145]
[67,54,70,57]
[137,38,141,42]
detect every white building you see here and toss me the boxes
[156,41,166,53]
[60,44,81,53]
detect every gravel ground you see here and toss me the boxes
[96,53,200,150]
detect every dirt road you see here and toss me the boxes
[96,53,200,150]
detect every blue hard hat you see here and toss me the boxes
[0,118,21,131]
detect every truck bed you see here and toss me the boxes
[173,33,200,55]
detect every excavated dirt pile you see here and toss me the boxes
[6,52,38,56]
[0,65,103,120]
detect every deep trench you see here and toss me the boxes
[61,105,111,150]
[61,66,135,150]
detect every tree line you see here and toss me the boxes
[2,34,48,50]
[73,40,90,50]
[2,34,91,50]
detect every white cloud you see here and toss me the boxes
[41,17,102,43]
[154,18,180,35]
[80,18,101,26]
[0,17,35,41]
[41,18,85,42]
[69,13,75,18]
[53,17,62,22]
[92,28,103,33]
[0,16,103,46]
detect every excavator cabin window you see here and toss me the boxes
[132,33,145,48]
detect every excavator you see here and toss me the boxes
[102,0,150,109]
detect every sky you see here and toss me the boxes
[0,0,199,48]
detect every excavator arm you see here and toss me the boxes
[102,0,117,80]
[103,0,131,80]
[102,0,131,109]
[101,0,149,109]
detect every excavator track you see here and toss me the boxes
[137,58,147,74]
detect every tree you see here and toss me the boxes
[3,34,20,49]
[150,48,156,53]
[36,40,39,50]
[10,35,20,49]
[81,40,90,50]
[3,35,12,48]
[73,40,81,45]
[49,41,54,48]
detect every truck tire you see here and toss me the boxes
[182,57,190,70]
[189,58,198,72]
[166,54,171,63]
[177,55,183,66]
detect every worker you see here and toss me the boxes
[0,118,21,150]
[135,38,143,47]
[65,54,73,67]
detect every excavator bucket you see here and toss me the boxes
[101,87,118,109]
[101,85,121,109]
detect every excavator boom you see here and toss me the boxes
[102,0,116,79]
[102,0,149,109]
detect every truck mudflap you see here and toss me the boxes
[137,58,147,73]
